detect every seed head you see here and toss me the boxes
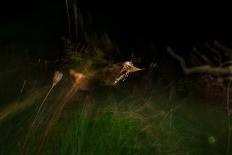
[53,71,63,85]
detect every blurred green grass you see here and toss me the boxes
[0,69,229,155]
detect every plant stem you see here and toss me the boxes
[74,0,78,42]
[17,80,26,101]
[227,81,231,155]
[65,0,72,39]
[31,84,54,128]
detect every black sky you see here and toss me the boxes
[1,1,232,47]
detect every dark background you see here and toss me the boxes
[1,0,232,59]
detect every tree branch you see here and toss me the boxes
[167,47,232,76]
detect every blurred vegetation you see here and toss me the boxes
[0,1,231,155]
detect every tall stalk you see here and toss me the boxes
[227,81,231,155]
[74,0,78,42]
[65,0,72,39]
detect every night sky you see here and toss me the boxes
[1,1,232,58]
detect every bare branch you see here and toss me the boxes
[167,47,232,76]
[193,47,212,64]
[205,42,222,65]
[214,40,231,52]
